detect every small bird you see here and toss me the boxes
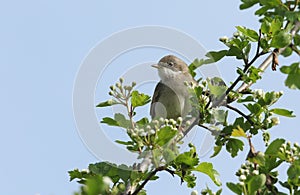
[150,55,197,121]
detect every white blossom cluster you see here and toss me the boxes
[279,141,300,162]
[236,161,260,186]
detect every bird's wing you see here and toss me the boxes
[150,81,164,119]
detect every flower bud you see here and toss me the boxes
[271,117,280,125]
[116,82,121,88]
[219,36,229,42]
[239,175,247,181]
[252,170,259,175]
[103,176,113,185]
[191,190,198,195]
[132,81,136,87]
[110,85,116,91]
[119,77,124,83]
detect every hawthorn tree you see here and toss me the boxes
[69,0,300,194]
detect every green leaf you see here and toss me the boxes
[270,17,283,34]
[255,6,270,16]
[270,108,296,117]
[280,63,300,90]
[245,103,262,115]
[69,169,90,181]
[175,152,199,168]
[287,161,300,185]
[226,182,243,195]
[265,138,285,155]
[156,126,177,146]
[281,47,293,57]
[294,34,300,46]
[205,50,228,62]
[207,80,226,97]
[101,117,119,127]
[270,30,292,48]
[226,138,244,157]
[247,174,266,195]
[131,90,151,108]
[136,117,149,126]
[194,162,222,186]
[96,99,118,107]
[236,26,259,42]
[210,145,222,158]
[115,140,134,146]
[260,0,281,7]
[226,46,244,59]
[239,0,259,9]
[163,148,177,163]
[114,113,131,128]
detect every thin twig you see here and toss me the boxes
[237,21,300,92]
[226,105,254,125]
[131,166,165,195]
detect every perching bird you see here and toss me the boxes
[150,55,198,121]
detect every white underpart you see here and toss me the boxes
[158,67,189,114]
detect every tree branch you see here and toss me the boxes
[226,105,254,125]
[131,166,165,195]
[237,21,300,93]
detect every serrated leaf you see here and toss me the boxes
[136,117,149,126]
[239,0,259,10]
[287,161,300,184]
[294,34,300,46]
[131,90,151,108]
[96,99,118,107]
[270,108,295,117]
[236,26,259,42]
[156,126,177,146]
[114,113,131,128]
[247,174,266,194]
[280,63,300,90]
[205,50,228,62]
[175,152,199,168]
[210,145,222,158]
[226,138,244,157]
[226,46,244,59]
[265,138,285,155]
[260,0,281,7]
[231,126,247,138]
[207,81,226,97]
[69,169,90,181]
[270,30,292,48]
[227,182,243,195]
[255,6,270,16]
[194,162,222,186]
[101,117,119,127]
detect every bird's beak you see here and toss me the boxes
[151,64,160,69]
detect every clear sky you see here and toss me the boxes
[1,0,299,195]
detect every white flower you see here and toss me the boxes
[116,82,122,88]
[271,117,280,125]
[239,175,247,181]
[177,117,183,123]
[103,176,113,185]
[239,181,245,186]
[219,36,229,42]
[81,169,89,173]
[159,117,165,123]
[254,89,264,98]
[191,190,198,195]
[253,170,259,175]
[149,129,155,135]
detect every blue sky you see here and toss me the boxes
[1,0,299,194]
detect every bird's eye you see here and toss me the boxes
[167,61,174,66]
